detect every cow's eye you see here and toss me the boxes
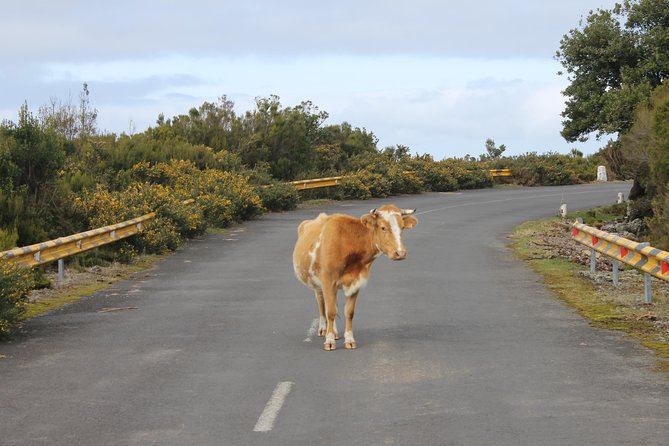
[381,226,387,232]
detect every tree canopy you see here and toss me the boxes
[556,0,669,142]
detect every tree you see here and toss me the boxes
[482,138,506,160]
[556,0,669,142]
[37,83,98,140]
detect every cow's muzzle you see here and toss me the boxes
[391,249,407,261]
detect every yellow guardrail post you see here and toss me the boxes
[571,220,669,302]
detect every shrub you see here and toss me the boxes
[199,169,264,222]
[71,182,205,255]
[257,182,299,212]
[0,225,18,250]
[648,187,669,251]
[353,170,393,197]
[338,174,372,200]
[0,260,34,336]
[386,165,424,195]
[413,161,458,192]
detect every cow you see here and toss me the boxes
[292,205,418,350]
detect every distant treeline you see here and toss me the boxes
[0,89,606,254]
[0,87,607,335]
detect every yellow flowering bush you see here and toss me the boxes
[0,260,34,336]
[69,160,265,257]
[127,160,264,224]
[71,182,206,255]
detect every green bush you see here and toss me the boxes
[257,182,299,212]
[338,174,372,200]
[648,187,669,251]
[353,170,393,198]
[413,162,458,192]
[0,225,18,250]
[0,260,34,336]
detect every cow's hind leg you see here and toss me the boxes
[344,291,359,349]
[322,282,338,351]
[315,290,340,339]
[314,290,326,337]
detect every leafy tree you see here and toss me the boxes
[154,95,241,151]
[556,0,669,142]
[2,104,66,199]
[482,138,506,160]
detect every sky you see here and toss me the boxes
[0,0,621,160]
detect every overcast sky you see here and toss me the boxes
[0,0,620,160]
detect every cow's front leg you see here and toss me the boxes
[344,291,359,349]
[322,282,338,351]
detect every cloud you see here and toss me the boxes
[1,1,619,156]
[1,0,620,62]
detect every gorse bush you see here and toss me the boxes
[256,182,299,212]
[69,160,265,255]
[71,183,200,254]
[0,260,34,337]
[486,151,600,186]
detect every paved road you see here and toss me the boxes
[2,183,668,445]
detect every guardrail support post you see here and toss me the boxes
[58,259,65,283]
[612,259,619,286]
[644,273,652,304]
[590,248,596,273]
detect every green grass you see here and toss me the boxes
[570,203,627,226]
[297,199,334,209]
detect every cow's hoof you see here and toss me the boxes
[324,334,336,351]
[335,333,341,340]
[345,341,357,349]
[317,329,326,337]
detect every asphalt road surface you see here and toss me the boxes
[2,183,668,445]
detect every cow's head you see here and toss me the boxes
[361,205,418,260]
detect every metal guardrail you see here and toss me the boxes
[0,199,195,270]
[289,176,344,190]
[489,169,513,177]
[571,220,669,302]
[290,169,513,190]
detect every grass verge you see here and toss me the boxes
[510,216,669,375]
[21,254,166,320]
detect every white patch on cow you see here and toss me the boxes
[292,259,302,282]
[343,274,368,297]
[378,210,403,250]
[325,332,336,346]
[344,330,355,343]
[307,236,322,288]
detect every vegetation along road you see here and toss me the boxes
[1,183,668,445]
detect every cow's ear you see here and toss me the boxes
[402,215,418,229]
[361,213,376,228]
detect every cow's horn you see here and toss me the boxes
[370,208,378,215]
[401,209,416,215]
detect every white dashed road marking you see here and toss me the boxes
[253,381,294,432]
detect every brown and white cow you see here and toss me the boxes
[292,204,418,350]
